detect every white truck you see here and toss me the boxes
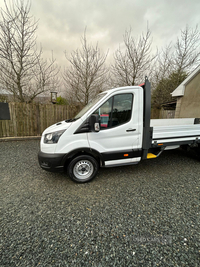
[38,77,200,182]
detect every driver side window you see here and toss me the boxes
[94,93,133,129]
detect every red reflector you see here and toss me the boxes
[138,83,145,87]
[124,154,129,157]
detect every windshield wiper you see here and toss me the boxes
[65,117,80,123]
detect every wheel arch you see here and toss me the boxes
[62,147,104,170]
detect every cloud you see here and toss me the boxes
[0,0,199,68]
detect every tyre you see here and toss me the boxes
[67,155,99,183]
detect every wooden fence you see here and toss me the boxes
[0,103,79,138]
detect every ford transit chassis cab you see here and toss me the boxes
[38,77,200,183]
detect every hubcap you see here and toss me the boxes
[73,160,94,180]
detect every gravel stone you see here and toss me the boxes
[0,140,200,266]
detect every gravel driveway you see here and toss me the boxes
[0,140,200,266]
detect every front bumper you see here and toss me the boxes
[38,150,65,172]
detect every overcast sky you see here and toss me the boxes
[0,0,200,69]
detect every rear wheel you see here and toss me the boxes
[67,155,99,183]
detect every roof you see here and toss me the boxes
[161,100,177,110]
[171,64,200,97]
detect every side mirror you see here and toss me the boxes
[89,114,100,132]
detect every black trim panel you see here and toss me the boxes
[38,148,143,173]
[62,147,104,165]
[141,77,153,160]
[74,119,90,134]
[38,151,65,172]
[194,118,200,124]
[101,149,142,161]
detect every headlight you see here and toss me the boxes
[44,129,66,144]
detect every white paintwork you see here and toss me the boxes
[151,118,200,146]
[150,118,195,127]
[152,124,200,144]
[40,85,200,167]
[40,86,144,166]
[40,121,72,153]
[87,87,143,165]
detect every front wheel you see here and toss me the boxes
[67,155,99,183]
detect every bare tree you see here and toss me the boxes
[151,44,173,90]
[63,31,108,105]
[151,25,200,108]
[154,45,173,79]
[154,25,200,81]
[30,52,60,102]
[111,27,157,87]
[173,25,200,75]
[0,0,59,102]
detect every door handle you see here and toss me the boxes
[126,129,136,132]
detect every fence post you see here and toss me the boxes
[36,104,41,136]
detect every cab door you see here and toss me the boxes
[88,90,142,166]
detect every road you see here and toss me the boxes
[0,140,200,266]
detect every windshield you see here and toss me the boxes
[74,93,107,119]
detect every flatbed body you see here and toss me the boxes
[151,119,200,146]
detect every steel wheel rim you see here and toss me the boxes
[73,160,94,180]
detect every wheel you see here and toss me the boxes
[67,155,99,183]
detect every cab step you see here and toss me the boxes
[147,153,157,159]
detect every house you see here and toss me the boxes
[171,65,200,118]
